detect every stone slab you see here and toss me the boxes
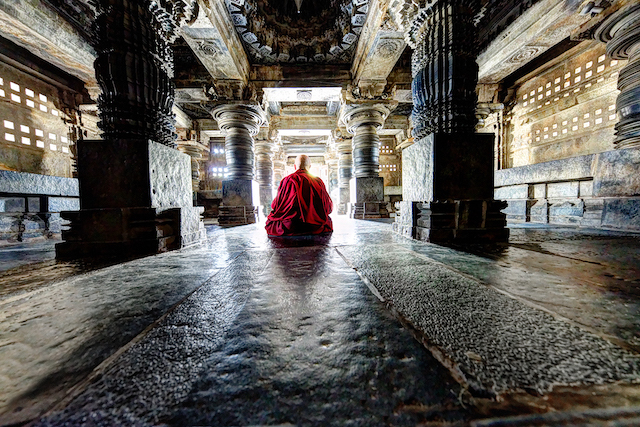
[593,147,640,197]
[0,170,78,197]
[148,142,193,209]
[337,244,640,397]
[495,155,594,187]
[47,197,80,213]
[547,182,579,198]
[601,198,640,231]
[0,198,25,213]
[222,179,258,207]
[350,176,384,203]
[494,184,529,200]
[403,133,494,202]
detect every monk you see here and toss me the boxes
[265,154,333,236]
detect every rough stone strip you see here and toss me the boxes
[472,406,640,426]
[336,244,640,397]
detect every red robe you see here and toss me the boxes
[265,169,333,236]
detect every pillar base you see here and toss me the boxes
[393,200,509,243]
[219,179,259,226]
[56,139,205,260]
[218,206,258,226]
[350,202,389,219]
[56,206,206,260]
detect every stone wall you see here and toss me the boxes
[494,147,640,231]
[0,170,79,244]
[0,61,75,177]
[493,42,624,168]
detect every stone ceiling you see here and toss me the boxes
[225,0,370,64]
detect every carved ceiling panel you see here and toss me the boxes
[225,0,370,64]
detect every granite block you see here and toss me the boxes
[48,197,80,213]
[593,147,640,197]
[580,180,593,197]
[533,184,546,199]
[403,133,495,202]
[222,179,257,206]
[601,198,640,230]
[0,170,79,197]
[502,200,528,217]
[148,142,193,209]
[0,198,25,213]
[351,177,384,203]
[549,200,584,218]
[27,198,40,213]
[494,184,529,200]
[495,155,594,187]
[547,182,579,198]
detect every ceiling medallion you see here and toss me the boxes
[226,0,370,64]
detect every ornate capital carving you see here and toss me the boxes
[212,104,267,136]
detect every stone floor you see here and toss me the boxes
[0,217,640,426]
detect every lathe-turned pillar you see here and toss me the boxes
[341,105,390,219]
[337,139,353,215]
[255,139,275,216]
[392,0,508,243]
[56,0,204,260]
[594,4,640,149]
[212,104,266,226]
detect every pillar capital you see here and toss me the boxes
[212,104,267,136]
[340,104,391,136]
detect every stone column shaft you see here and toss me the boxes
[255,140,275,215]
[595,4,640,149]
[341,105,390,218]
[212,105,266,225]
[337,140,353,215]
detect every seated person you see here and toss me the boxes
[265,154,333,236]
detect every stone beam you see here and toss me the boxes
[181,0,250,83]
[0,0,95,84]
[351,0,406,97]
[477,0,594,84]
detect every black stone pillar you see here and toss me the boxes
[255,140,275,216]
[393,0,508,243]
[595,4,640,149]
[341,105,390,219]
[56,0,204,260]
[212,104,266,225]
[337,139,353,215]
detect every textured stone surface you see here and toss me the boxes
[149,141,193,209]
[404,133,494,202]
[494,184,529,200]
[222,179,258,207]
[593,147,640,197]
[547,182,580,198]
[47,197,79,213]
[338,244,640,397]
[602,199,640,230]
[495,155,594,188]
[0,171,78,197]
[351,176,384,203]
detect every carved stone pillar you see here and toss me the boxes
[212,104,266,226]
[337,139,353,215]
[392,0,508,243]
[595,4,640,149]
[56,0,205,260]
[341,105,390,219]
[176,140,207,197]
[273,155,287,192]
[255,139,275,216]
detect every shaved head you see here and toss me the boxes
[295,154,311,171]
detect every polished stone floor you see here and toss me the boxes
[1,217,640,425]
